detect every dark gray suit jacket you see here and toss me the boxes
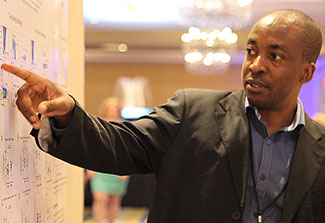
[33,89,325,223]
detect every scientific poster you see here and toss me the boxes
[0,0,69,222]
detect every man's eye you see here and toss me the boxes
[246,48,255,55]
[270,53,282,60]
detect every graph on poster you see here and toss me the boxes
[0,0,69,222]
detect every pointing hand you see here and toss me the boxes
[1,63,75,129]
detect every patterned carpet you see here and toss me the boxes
[84,207,148,223]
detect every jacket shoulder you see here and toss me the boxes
[304,113,325,148]
[179,88,232,102]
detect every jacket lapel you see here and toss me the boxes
[215,90,251,207]
[282,115,325,222]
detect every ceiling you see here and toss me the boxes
[84,0,325,64]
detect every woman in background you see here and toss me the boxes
[87,97,129,223]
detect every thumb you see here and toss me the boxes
[38,96,74,117]
[38,102,49,114]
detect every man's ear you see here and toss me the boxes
[300,62,316,84]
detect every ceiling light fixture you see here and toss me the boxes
[179,0,253,75]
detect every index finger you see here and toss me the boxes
[1,63,43,85]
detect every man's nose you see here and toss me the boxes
[249,55,267,76]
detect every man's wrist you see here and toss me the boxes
[53,96,76,128]
[54,109,74,128]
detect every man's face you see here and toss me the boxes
[241,15,309,111]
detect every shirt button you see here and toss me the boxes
[266,139,272,145]
[232,210,241,221]
[259,173,266,181]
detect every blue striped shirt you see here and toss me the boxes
[242,98,305,223]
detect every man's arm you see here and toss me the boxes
[2,63,185,175]
[1,63,75,129]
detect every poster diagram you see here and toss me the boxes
[1,194,19,223]
[0,0,69,222]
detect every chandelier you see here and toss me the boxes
[178,0,253,74]
[182,27,238,74]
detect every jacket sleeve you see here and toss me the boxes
[31,90,186,175]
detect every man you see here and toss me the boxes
[1,9,325,223]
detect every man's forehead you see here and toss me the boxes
[248,16,302,43]
[254,14,301,32]
[246,19,304,59]
[259,15,276,27]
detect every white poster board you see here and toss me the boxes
[0,0,70,222]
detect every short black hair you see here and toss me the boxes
[265,9,323,63]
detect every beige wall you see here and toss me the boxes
[65,0,85,222]
[85,63,243,115]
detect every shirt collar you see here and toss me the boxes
[244,97,305,132]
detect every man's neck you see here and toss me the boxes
[258,105,297,135]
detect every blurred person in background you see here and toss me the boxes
[87,97,129,223]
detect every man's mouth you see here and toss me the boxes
[245,78,268,92]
